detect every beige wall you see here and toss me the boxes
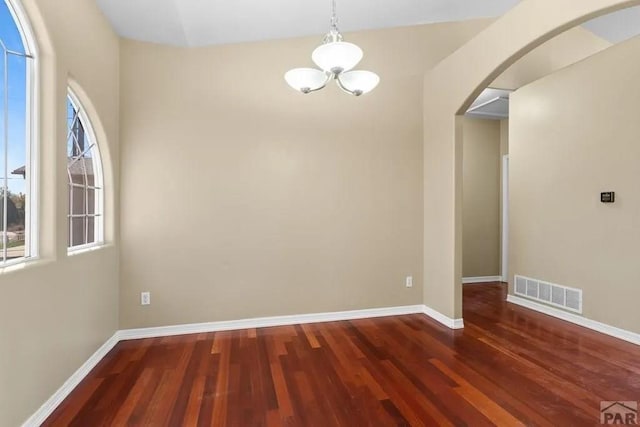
[423,0,638,320]
[0,1,634,422]
[509,35,640,333]
[459,26,608,282]
[492,26,610,90]
[117,15,618,328]
[462,118,501,278]
[0,0,120,425]
[461,23,609,283]
[118,21,501,329]
[500,120,509,157]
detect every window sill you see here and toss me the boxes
[0,256,50,276]
[67,242,110,257]
[0,243,114,275]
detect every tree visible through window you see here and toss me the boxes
[1,0,35,265]
[67,91,104,249]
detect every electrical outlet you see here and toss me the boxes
[141,291,151,306]
[405,276,413,288]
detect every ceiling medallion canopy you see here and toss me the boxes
[285,0,380,96]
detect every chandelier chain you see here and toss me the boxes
[331,0,339,32]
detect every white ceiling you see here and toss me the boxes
[583,6,640,44]
[95,0,640,48]
[95,0,521,47]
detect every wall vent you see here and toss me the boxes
[513,275,583,314]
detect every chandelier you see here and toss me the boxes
[284,0,380,96]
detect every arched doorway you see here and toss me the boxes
[422,0,640,325]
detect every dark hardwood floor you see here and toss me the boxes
[43,283,640,426]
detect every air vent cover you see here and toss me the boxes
[515,276,526,295]
[514,275,583,314]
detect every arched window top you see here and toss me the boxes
[67,88,104,251]
[0,0,36,56]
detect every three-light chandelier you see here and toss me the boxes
[284,0,380,96]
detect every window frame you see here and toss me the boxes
[66,88,105,253]
[0,0,38,267]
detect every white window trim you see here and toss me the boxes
[67,241,104,256]
[66,88,105,254]
[1,0,39,267]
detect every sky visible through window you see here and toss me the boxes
[0,0,28,196]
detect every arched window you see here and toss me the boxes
[0,0,36,266]
[67,90,104,250]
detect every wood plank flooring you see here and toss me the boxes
[43,283,640,426]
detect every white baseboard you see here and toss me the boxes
[507,294,640,346]
[463,276,503,284]
[422,305,464,329]
[22,333,120,427]
[118,305,427,340]
[23,303,464,425]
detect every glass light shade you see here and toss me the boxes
[312,42,363,73]
[337,70,380,95]
[284,68,328,93]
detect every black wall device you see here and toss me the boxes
[601,192,615,203]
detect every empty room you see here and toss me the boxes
[1,0,640,425]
